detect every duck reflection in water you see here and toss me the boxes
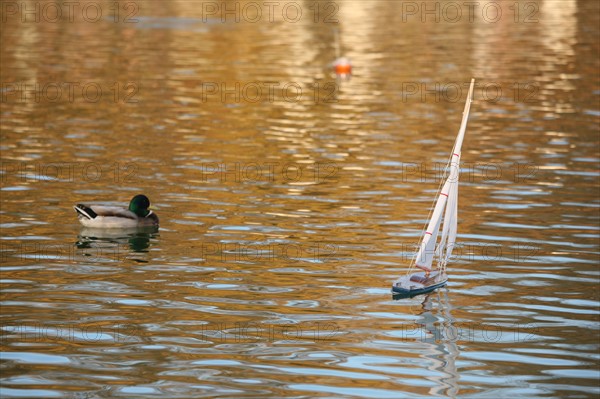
[76,226,159,258]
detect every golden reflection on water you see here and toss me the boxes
[1,0,599,397]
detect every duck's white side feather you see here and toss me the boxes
[80,216,140,228]
[74,205,139,228]
[88,206,138,219]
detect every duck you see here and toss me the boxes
[74,194,159,228]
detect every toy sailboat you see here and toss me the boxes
[392,78,475,297]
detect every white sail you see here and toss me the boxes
[451,79,475,160]
[413,79,474,274]
[415,167,461,272]
[438,161,459,268]
[415,179,450,271]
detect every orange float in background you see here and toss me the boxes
[333,57,352,78]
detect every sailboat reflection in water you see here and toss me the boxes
[413,288,460,397]
[393,79,475,297]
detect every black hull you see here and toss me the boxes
[391,279,447,298]
[391,271,448,298]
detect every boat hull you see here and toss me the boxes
[392,271,447,297]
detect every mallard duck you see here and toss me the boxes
[74,195,159,228]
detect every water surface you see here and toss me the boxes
[1,0,599,398]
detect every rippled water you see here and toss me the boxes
[1,0,599,398]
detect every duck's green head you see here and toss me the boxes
[129,194,151,217]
